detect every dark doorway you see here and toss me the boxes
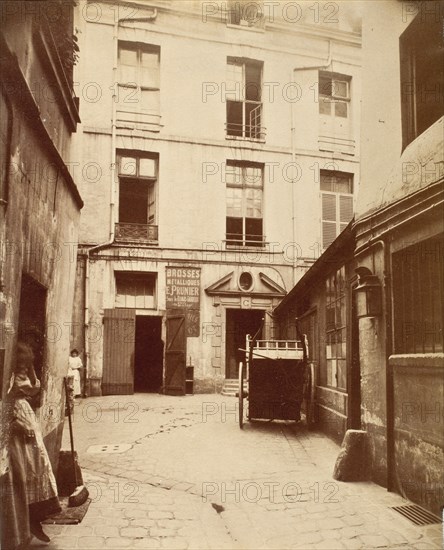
[349,284,361,429]
[225,309,264,379]
[18,275,47,381]
[134,316,163,392]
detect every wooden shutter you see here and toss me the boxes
[102,309,135,395]
[164,311,186,395]
[322,193,337,248]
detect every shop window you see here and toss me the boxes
[392,235,443,354]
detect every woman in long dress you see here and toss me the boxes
[4,342,61,547]
[68,348,82,397]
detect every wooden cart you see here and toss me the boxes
[238,334,314,429]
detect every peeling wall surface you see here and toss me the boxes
[0,8,82,473]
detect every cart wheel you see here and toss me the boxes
[238,362,244,429]
[304,363,315,427]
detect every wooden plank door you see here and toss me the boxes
[164,311,186,395]
[102,309,135,395]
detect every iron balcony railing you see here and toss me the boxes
[225,233,266,248]
[115,223,158,243]
[226,102,266,140]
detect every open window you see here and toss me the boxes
[226,58,264,140]
[116,152,159,242]
[318,71,352,143]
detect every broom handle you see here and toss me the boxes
[64,377,79,486]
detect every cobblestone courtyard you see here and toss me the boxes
[31,394,442,550]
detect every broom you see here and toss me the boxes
[64,377,89,507]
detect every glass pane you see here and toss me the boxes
[319,99,332,115]
[141,89,160,113]
[119,47,137,66]
[335,101,348,118]
[226,187,242,217]
[245,166,262,187]
[226,164,242,185]
[120,157,137,176]
[245,188,262,217]
[333,80,348,98]
[319,75,332,97]
[141,50,159,69]
[226,62,243,101]
[139,158,156,178]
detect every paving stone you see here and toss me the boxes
[133,538,162,549]
[105,536,133,547]
[359,534,389,548]
[320,518,345,530]
[95,525,120,537]
[77,536,106,548]
[342,537,364,549]
[48,535,79,548]
[121,526,149,538]
[343,515,364,526]
[160,537,189,549]
[149,511,174,520]
[150,528,178,538]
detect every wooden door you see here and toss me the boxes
[164,311,186,395]
[102,309,135,395]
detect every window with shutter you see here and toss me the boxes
[321,171,353,249]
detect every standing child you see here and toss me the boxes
[68,349,82,397]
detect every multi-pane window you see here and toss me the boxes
[118,153,158,225]
[400,13,444,149]
[318,72,351,139]
[115,272,156,309]
[320,170,353,249]
[226,58,263,139]
[392,235,443,354]
[326,266,347,390]
[319,73,350,117]
[226,162,264,247]
[118,42,160,117]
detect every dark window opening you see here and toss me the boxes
[18,275,47,405]
[117,152,158,241]
[400,13,444,149]
[393,234,443,354]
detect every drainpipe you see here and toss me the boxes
[83,10,157,390]
[290,40,332,285]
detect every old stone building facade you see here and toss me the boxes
[354,0,443,515]
[0,0,82,523]
[71,0,361,395]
